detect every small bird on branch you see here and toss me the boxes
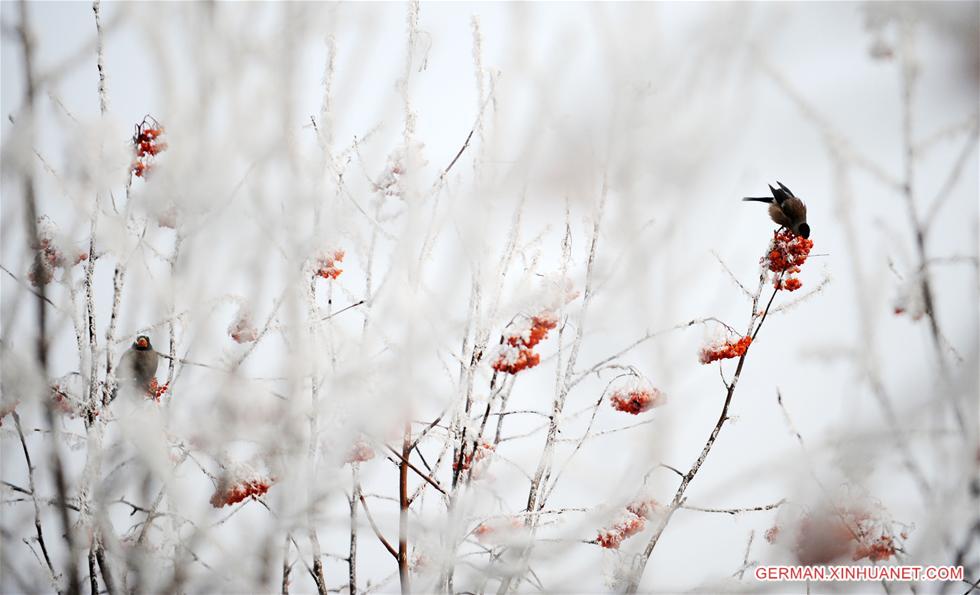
[743,181,810,239]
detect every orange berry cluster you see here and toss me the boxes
[491,313,558,374]
[766,229,814,291]
[610,387,666,415]
[698,336,752,364]
[131,117,167,178]
[314,249,345,280]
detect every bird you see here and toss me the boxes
[114,335,159,399]
[742,181,810,239]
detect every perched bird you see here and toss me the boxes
[742,181,810,239]
[114,335,159,398]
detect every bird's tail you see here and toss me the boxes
[742,196,772,203]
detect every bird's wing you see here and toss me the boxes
[116,350,136,381]
[768,203,792,227]
[776,181,795,196]
[769,184,791,205]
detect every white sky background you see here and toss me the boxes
[2,2,978,593]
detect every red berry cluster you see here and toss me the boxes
[610,386,666,415]
[131,116,167,178]
[146,378,169,402]
[765,229,814,291]
[698,336,752,364]
[228,307,259,344]
[50,384,79,416]
[209,476,273,508]
[775,277,803,292]
[596,512,646,549]
[29,217,87,288]
[765,525,780,544]
[491,313,558,374]
[596,498,661,549]
[768,506,905,565]
[345,437,376,464]
[853,535,899,562]
[473,517,523,545]
[626,498,661,520]
[453,440,494,473]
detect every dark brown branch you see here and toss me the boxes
[358,495,398,559]
[385,445,446,496]
[398,423,411,594]
[281,535,292,595]
[0,264,58,308]
[441,128,475,180]
[88,548,98,595]
[94,543,114,595]
[13,412,57,581]
[348,467,360,595]
[321,299,365,322]
[16,7,79,587]
[2,479,32,496]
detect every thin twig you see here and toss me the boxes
[384,445,447,496]
[398,423,411,594]
[358,495,398,559]
[13,412,58,585]
[681,499,786,515]
[0,264,58,308]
